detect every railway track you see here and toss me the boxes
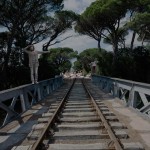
[12,78,144,150]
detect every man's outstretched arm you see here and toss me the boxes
[37,50,51,54]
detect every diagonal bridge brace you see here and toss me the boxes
[0,102,18,125]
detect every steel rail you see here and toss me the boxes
[31,78,76,150]
[82,79,123,150]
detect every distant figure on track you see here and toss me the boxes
[23,44,50,84]
[89,60,98,74]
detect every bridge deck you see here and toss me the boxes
[0,78,150,150]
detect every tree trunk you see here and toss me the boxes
[112,40,118,64]
[97,37,101,50]
[2,35,14,71]
[98,40,101,50]
[141,33,146,46]
[130,31,136,50]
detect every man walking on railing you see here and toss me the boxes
[23,45,50,84]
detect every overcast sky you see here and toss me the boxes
[37,0,141,54]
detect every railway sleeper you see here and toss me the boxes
[68,97,88,100]
[64,105,92,108]
[100,108,110,111]
[57,123,104,131]
[38,117,49,123]
[114,130,128,139]
[49,105,59,109]
[97,103,107,107]
[27,127,54,141]
[59,116,101,122]
[11,145,32,150]
[32,123,46,130]
[63,108,95,112]
[102,111,116,116]
[109,122,127,129]
[53,131,110,141]
[50,103,61,106]
[62,112,96,117]
[42,112,54,117]
[11,142,144,150]
[48,109,58,113]
[47,143,115,150]
[65,101,90,105]
[105,116,119,121]
[27,130,42,140]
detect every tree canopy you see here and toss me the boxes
[75,0,150,61]
[40,47,77,74]
[75,0,128,56]
[74,48,101,74]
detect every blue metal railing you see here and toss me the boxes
[0,76,63,127]
[92,75,150,116]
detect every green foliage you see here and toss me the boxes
[40,47,76,74]
[0,65,30,90]
[75,15,103,49]
[76,0,150,60]
[97,51,113,76]
[126,0,150,47]
[113,46,150,83]
[79,48,101,72]
[73,47,114,76]
[131,47,150,82]
[0,32,8,65]
[43,10,78,50]
[74,48,102,73]
[73,61,82,71]
[38,59,57,81]
[75,0,129,57]
[103,27,128,48]
[129,12,150,43]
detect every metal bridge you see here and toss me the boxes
[0,75,150,150]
